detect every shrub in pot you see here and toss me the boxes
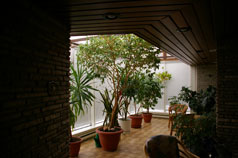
[137,74,163,123]
[126,72,144,128]
[69,62,98,157]
[119,73,140,131]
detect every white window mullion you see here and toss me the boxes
[91,82,96,127]
[163,61,167,113]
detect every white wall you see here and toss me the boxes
[154,60,191,112]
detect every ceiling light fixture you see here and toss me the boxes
[104,12,119,20]
[176,26,191,33]
[196,50,203,54]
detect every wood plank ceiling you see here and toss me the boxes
[39,0,217,65]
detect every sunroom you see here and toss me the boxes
[1,0,237,158]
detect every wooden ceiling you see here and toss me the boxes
[38,0,217,65]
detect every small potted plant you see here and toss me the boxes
[137,74,163,123]
[69,62,97,157]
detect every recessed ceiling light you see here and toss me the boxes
[196,50,203,54]
[104,12,119,20]
[176,26,191,33]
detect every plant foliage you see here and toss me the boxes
[137,74,163,113]
[77,34,161,129]
[70,61,98,129]
[156,69,172,84]
[177,86,216,114]
[172,86,218,157]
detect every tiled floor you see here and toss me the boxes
[78,118,169,158]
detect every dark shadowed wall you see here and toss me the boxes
[0,2,70,157]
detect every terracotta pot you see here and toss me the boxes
[118,118,131,133]
[129,114,143,128]
[69,137,82,157]
[143,113,152,123]
[96,127,123,151]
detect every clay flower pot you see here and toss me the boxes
[129,114,143,128]
[143,113,153,123]
[69,137,83,157]
[96,127,123,151]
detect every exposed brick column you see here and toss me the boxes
[0,2,70,158]
[213,0,238,157]
[217,39,238,157]
[197,63,217,91]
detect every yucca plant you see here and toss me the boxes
[70,61,98,136]
[99,88,117,130]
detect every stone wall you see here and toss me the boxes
[0,2,70,158]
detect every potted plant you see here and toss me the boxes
[171,86,225,157]
[137,74,163,123]
[129,102,143,128]
[77,34,161,151]
[128,72,144,128]
[118,73,139,132]
[69,61,97,157]
[97,88,123,151]
[118,98,131,132]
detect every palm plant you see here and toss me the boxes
[70,61,98,135]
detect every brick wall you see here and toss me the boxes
[197,63,217,91]
[214,1,238,157]
[0,2,70,158]
[217,39,238,157]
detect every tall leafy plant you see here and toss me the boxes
[77,34,161,129]
[120,71,139,120]
[70,61,98,136]
[137,74,163,113]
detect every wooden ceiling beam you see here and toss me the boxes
[180,5,210,61]
[69,16,164,25]
[40,0,216,65]
[66,1,192,12]
[138,29,193,65]
[135,32,190,65]
[67,5,189,17]
[70,21,162,29]
[70,29,136,36]
[68,11,173,21]
[144,25,198,64]
[71,25,146,32]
